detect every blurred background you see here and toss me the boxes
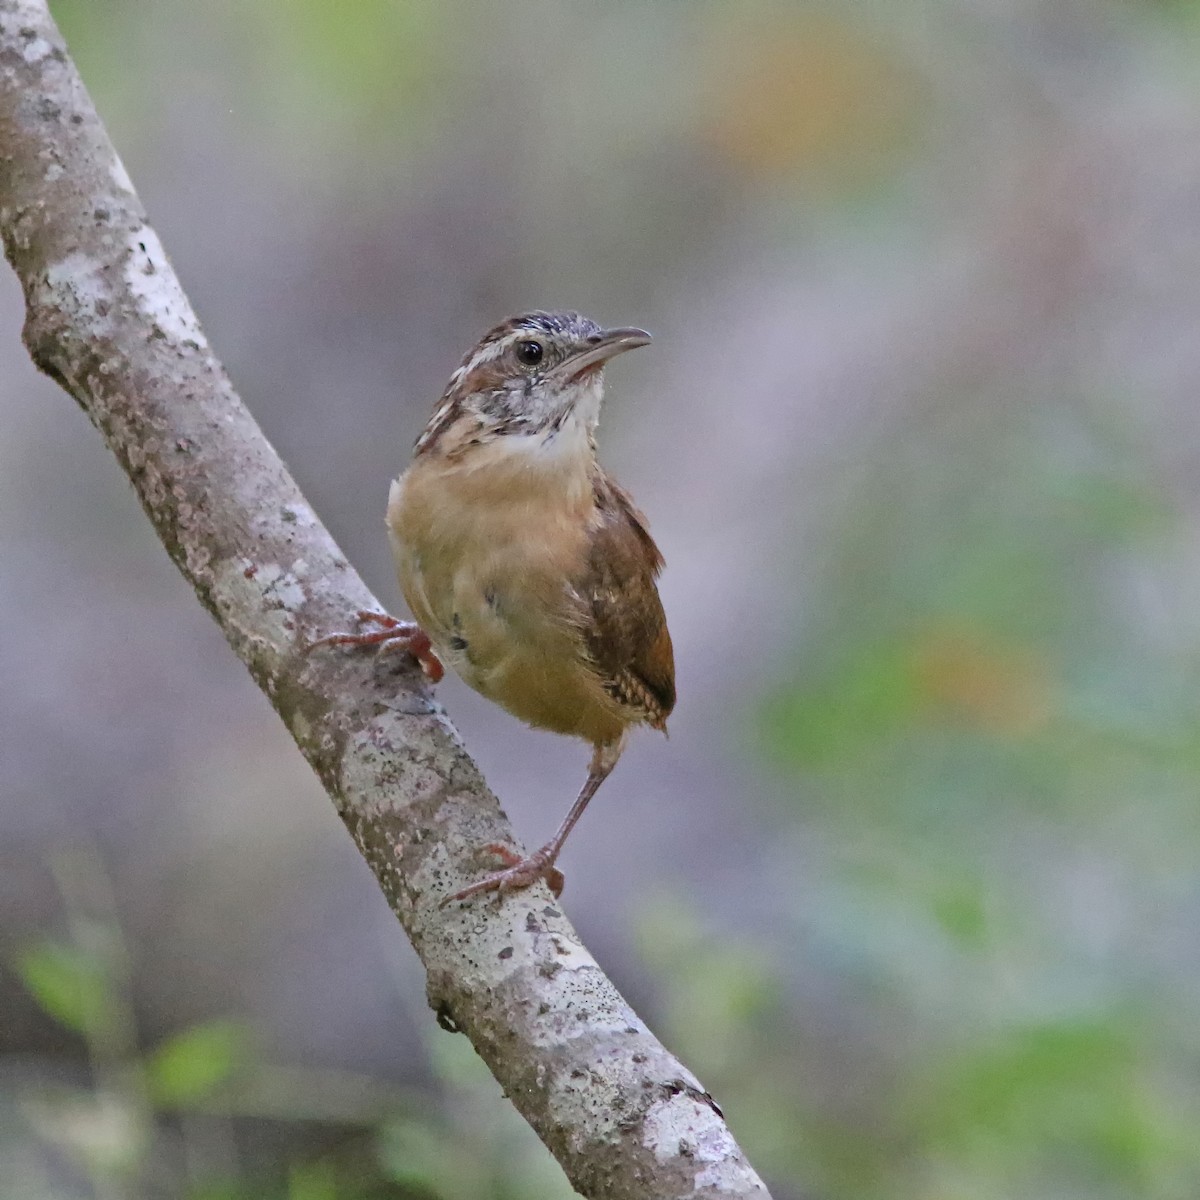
[5,0,1200,1196]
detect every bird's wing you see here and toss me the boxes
[576,474,676,729]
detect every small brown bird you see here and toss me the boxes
[315,312,675,902]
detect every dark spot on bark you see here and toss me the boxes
[36,98,60,121]
[484,587,498,609]
[632,1053,647,1064]
[525,912,540,932]
[498,945,513,960]
[70,113,83,125]
[662,1079,725,1119]
[449,635,468,652]
[93,207,109,221]
[434,1003,461,1034]
[452,612,462,630]
[281,506,298,523]
[542,906,559,918]
[538,960,562,979]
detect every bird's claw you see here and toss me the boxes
[442,842,565,905]
[305,611,444,682]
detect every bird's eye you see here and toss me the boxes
[515,339,544,366]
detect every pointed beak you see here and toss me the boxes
[553,326,652,382]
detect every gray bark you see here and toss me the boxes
[0,2,772,1196]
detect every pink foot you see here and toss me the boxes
[443,842,566,905]
[306,611,444,683]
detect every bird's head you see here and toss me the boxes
[416,311,651,457]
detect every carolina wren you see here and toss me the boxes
[313,311,674,902]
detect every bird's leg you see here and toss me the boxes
[445,737,626,904]
[305,610,444,683]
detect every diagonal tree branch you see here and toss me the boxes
[0,3,771,1197]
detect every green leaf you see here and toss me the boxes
[761,635,918,769]
[377,1115,462,1195]
[288,1160,337,1200]
[147,1020,247,1106]
[14,940,112,1034]
[186,1184,245,1200]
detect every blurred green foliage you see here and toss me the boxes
[714,403,1200,1198]
[16,941,116,1039]
[9,866,575,1200]
[146,1022,247,1108]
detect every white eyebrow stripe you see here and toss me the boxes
[473,337,514,366]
